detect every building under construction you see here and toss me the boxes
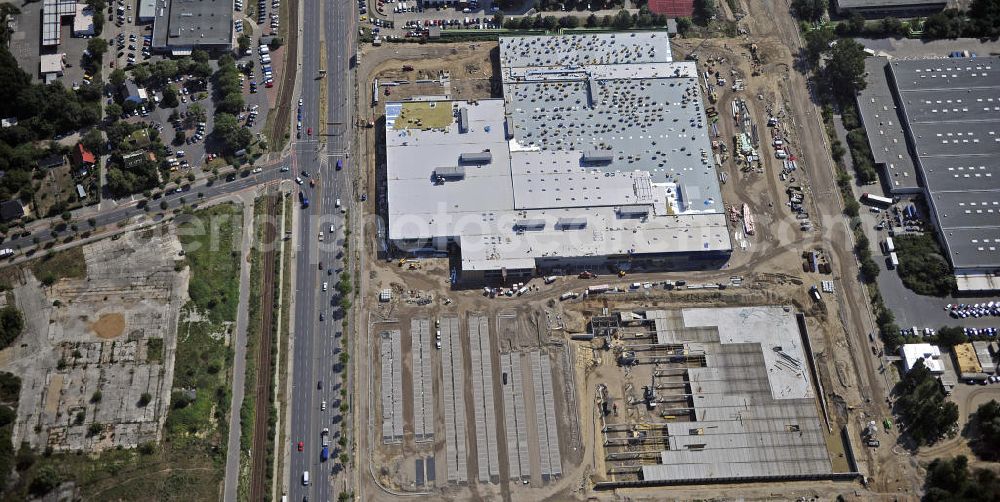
[589,306,858,486]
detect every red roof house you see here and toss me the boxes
[648,0,694,17]
[73,143,95,166]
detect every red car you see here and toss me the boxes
[297,441,304,451]
[307,127,312,136]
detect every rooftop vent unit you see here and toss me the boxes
[514,219,546,231]
[582,151,614,164]
[459,151,492,164]
[434,165,465,180]
[556,217,587,230]
[617,205,649,218]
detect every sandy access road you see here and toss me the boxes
[735,0,921,496]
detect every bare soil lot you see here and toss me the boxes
[1,227,188,453]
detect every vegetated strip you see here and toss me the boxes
[237,199,268,500]
[318,41,328,138]
[272,195,294,493]
[248,194,279,502]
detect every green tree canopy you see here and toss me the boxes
[161,86,179,108]
[86,37,108,58]
[791,0,826,21]
[822,38,867,104]
[924,455,1000,501]
[109,68,126,87]
[0,306,24,350]
[897,359,958,446]
[970,400,1000,459]
[212,113,252,154]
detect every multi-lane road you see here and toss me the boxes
[0,169,287,259]
[287,0,357,499]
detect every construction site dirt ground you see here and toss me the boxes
[351,22,917,502]
[0,227,189,453]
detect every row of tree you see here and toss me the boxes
[211,56,252,155]
[502,8,670,30]
[535,0,623,12]
[924,0,1000,40]
[119,53,213,91]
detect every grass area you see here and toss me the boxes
[177,203,243,323]
[237,198,267,500]
[0,372,20,493]
[895,233,956,297]
[146,338,164,364]
[274,196,293,497]
[319,41,328,138]
[394,101,454,130]
[28,246,87,285]
[1,204,244,500]
[166,316,232,437]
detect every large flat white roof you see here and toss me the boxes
[899,343,944,373]
[39,54,63,75]
[385,32,730,273]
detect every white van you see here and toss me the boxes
[302,471,310,486]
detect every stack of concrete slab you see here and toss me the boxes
[440,316,468,483]
[469,314,500,483]
[380,330,403,444]
[500,351,530,481]
[530,350,562,480]
[411,318,435,442]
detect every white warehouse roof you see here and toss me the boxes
[384,32,731,274]
[899,343,944,374]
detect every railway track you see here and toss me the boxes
[249,193,280,502]
[268,0,299,148]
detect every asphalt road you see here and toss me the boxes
[287,0,356,499]
[0,168,287,256]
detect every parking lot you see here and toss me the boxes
[853,195,1000,335]
[106,0,153,70]
[7,1,90,85]
[363,0,506,37]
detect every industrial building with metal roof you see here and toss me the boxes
[856,57,920,193]
[384,32,731,281]
[150,0,233,54]
[833,0,947,16]
[856,56,1000,291]
[41,0,79,47]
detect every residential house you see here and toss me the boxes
[72,144,96,176]
[38,154,66,170]
[121,81,148,104]
[0,200,24,222]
